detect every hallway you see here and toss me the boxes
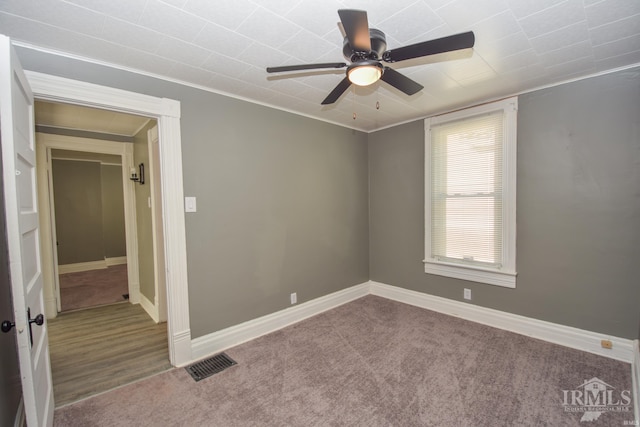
[48,303,171,407]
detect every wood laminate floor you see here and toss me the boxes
[48,303,172,407]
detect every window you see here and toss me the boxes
[424,97,517,288]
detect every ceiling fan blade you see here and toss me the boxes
[267,62,347,73]
[337,22,347,38]
[383,31,475,63]
[381,67,423,96]
[338,9,371,52]
[321,77,352,105]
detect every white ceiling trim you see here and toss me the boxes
[14,41,640,134]
[373,60,640,133]
[14,40,371,132]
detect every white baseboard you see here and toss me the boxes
[140,292,191,367]
[44,295,57,319]
[139,292,159,323]
[58,258,126,274]
[105,256,127,266]
[191,282,370,362]
[172,329,193,367]
[190,280,634,368]
[128,279,140,304]
[632,340,640,423]
[58,260,107,274]
[369,281,634,363]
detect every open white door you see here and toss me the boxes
[0,35,54,426]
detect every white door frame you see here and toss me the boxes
[147,125,168,323]
[26,70,192,367]
[36,134,141,316]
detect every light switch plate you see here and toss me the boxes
[185,196,197,212]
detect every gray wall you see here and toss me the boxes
[101,164,126,258]
[369,68,640,339]
[52,159,105,264]
[51,158,127,265]
[133,121,156,303]
[189,110,369,336]
[0,141,22,426]
[16,47,370,338]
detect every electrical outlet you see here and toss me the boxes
[290,293,297,305]
[601,339,613,349]
[464,288,471,300]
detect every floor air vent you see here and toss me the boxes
[186,353,237,382]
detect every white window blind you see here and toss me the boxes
[424,96,517,288]
[430,110,504,268]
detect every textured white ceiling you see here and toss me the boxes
[2,0,639,132]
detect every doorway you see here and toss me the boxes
[3,39,190,424]
[26,69,193,369]
[50,148,130,312]
[35,100,166,318]
[35,101,172,405]
[36,106,149,316]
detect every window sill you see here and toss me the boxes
[423,260,516,288]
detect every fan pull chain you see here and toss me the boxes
[352,85,357,120]
[376,101,380,110]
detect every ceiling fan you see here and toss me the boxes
[266,9,475,105]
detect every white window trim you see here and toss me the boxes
[424,97,518,288]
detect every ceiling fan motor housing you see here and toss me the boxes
[343,28,387,61]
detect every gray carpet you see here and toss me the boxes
[59,265,129,311]
[53,295,633,426]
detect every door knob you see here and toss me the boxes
[27,308,44,347]
[1,310,44,337]
[1,320,15,333]
[29,313,44,326]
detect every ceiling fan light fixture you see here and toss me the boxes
[266,9,476,105]
[347,61,383,86]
